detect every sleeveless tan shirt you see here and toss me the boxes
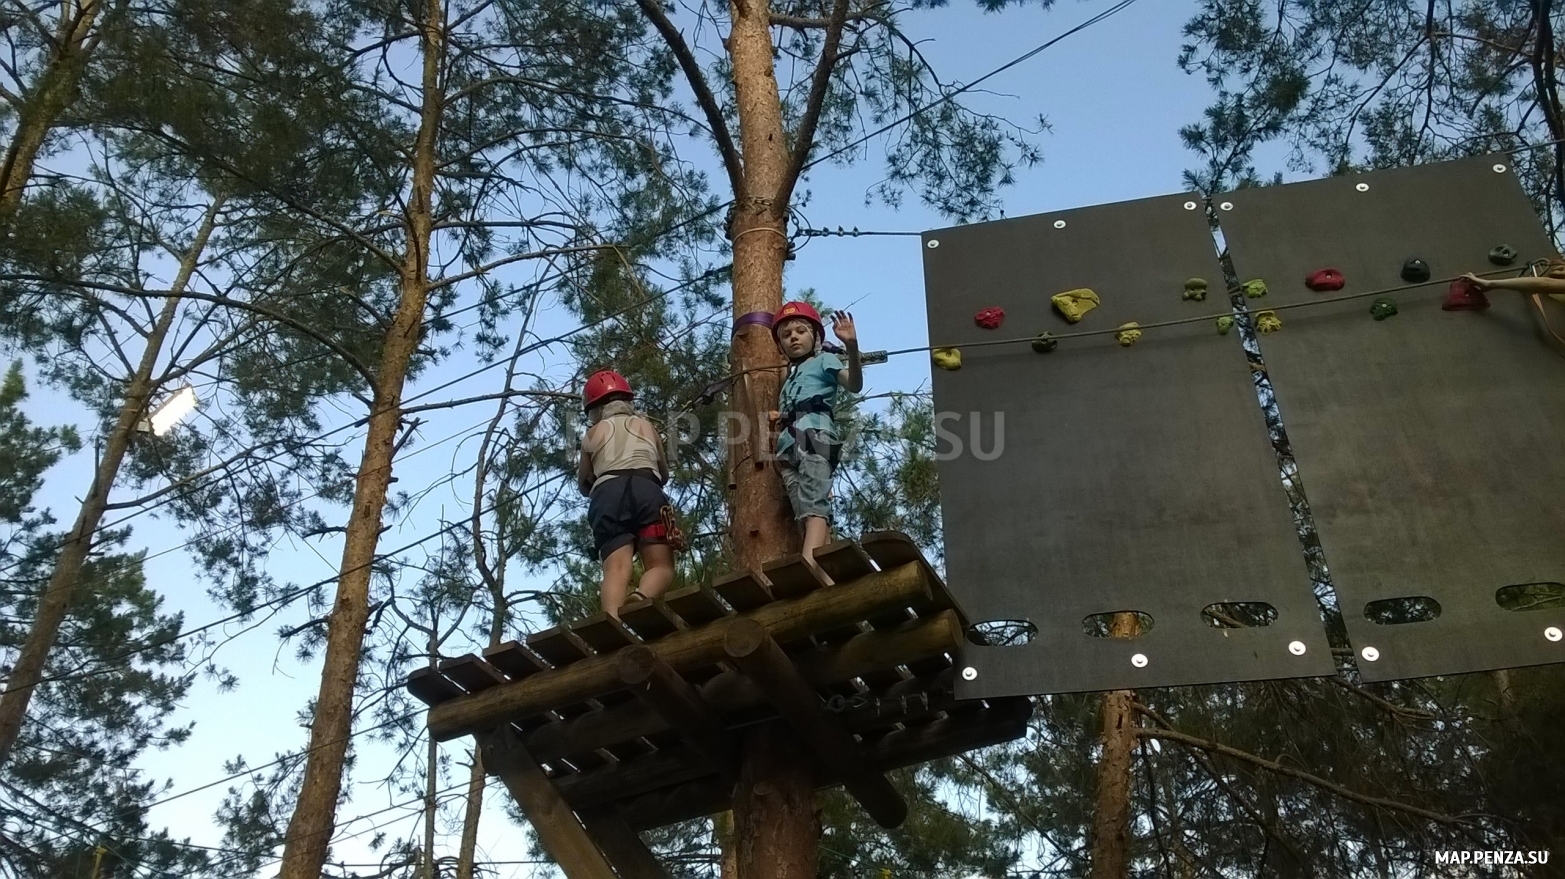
[588,412,661,490]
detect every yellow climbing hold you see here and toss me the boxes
[1255,311,1282,334]
[1051,288,1100,323]
[1115,322,1142,347]
[1216,315,1234,335]
[1183,278,1209,301]
[1242,279,1268,298]
[932,347,963,370]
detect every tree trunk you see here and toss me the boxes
[1089,613,1141,879]
[723,0,819,874]
[422,623,439,879]
[454,751,486,879]
[275,1,444,874]
[715,811,738,879]
[0,197,219,767]
[0,0,104,223]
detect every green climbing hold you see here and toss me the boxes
[1216,315,1234,335]
[932,347,963,370]
[1242,279,1268,298]
[1031,333,1058,353]
[1370,297,1398,320]
[1115,322,1142,347]
[1489,245,1518,266]
[1183,278,1209,301]
[1255,311,1283,334]
[1052,288,1100,323]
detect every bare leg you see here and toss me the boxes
[801,516,830,563]
[637,542,676,600]
[601,544,635,618]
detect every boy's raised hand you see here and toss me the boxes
[831,311,857,346]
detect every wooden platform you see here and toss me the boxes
[406,532,1031,873]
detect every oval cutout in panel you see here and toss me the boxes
[966,619,1038,647]
[1496,582,1565,612]
[1201,601,1278,629]
[1082,611,1154,640]
[1364,596,1442,625]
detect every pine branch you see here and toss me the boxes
[783,0,853,202]
[632,0,745,199]
[1134,721,1479,829]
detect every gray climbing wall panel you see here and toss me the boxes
[1218,155,1565,681]
[922,193,1336,699]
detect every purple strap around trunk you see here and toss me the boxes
[732,311,775,335]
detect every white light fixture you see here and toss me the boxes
[145,385,198,436]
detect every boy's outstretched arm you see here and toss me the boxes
[833,311,864,392]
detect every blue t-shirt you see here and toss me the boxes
[776,351,843,455]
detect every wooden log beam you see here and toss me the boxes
[580,809,671,879]
[723,619,907,828]
[525,610,961,763]
[429,561,932,740]
[614,697,1033,830]
[617,645,737,781]
[477,726,617,879]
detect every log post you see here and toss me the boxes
[478,727,618,879]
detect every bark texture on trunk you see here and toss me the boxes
[1089,612,1142,879]
[723,0,822,873]
[0,198,219,767]
[0,0,104,223]
[734,721,819,879]
[276,2,444,874]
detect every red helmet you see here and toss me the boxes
[583,369,632,409]
[772,301,824,347]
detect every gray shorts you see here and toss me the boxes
[779,444,834,521]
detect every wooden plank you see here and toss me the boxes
[556,743,712,806]
[477,726,618,879]
[812,539,876,585]
[618,645,737,782]
[484,641,550,680]
[428,562,933,740]
[518,611,964,761]
[761,554,829,599]
[619,599,683,642]
[580,810,671,879]
[406,667,465,706]
[571,614,641,655]
[614,698,1032,830]
[712,569,775,612]
[662,585,729,627]
[527,625,595,668]
[723,619,907,828]
[861,531,967,624]
[440,656,509,694]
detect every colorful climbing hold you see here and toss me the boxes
[974,306,1006,329]
[1255,311,1283,334]
[1115,322,1142,347]
[1370,297,1398,320]
[1305,268,1345,291]
[1489,245,1518,266]
[1051,288,1100,323]
[1401,258,1431,284]
[1242,279,1268,298]
[1183,278,1209,301]
[932,347,963,370]
[1442,277,1490,311]
[1216,315,1234,335]
[1031,332,1058,353]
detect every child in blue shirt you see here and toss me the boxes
[769,301,863,565]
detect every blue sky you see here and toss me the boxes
[12,1,1242,874]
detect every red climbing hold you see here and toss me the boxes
[1442,277,1490,311]
[1305,268,1344,291]
[974,307,1006,329]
